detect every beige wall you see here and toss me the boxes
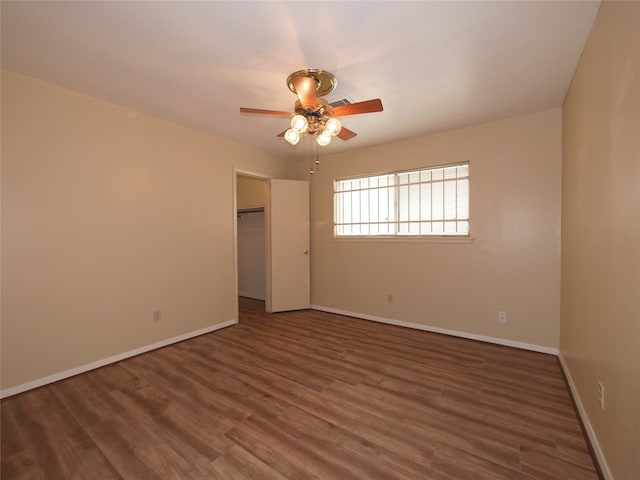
[237,175,267,210]
[0,69,292,391]
[561,1,640,478]
[236,176,267,299]
[237,211,266,300]
[310,108,562,349]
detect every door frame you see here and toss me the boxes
[233,168,272,320]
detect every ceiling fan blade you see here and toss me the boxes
[330,99,383,117]
[337,127,357,141]
[276,129,287,138]
[291,75,318,109]
[240,107,292,116]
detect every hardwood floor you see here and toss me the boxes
[1,297,599,479]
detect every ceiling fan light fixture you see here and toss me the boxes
[290,114,308,134]
[325,117,342,136]
[241,69,383,153]
[316,130,332,146]
[284,128,301,145]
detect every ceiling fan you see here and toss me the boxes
[240,69,383,147]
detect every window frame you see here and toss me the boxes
[333,161,471,241]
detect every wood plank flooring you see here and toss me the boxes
[1,297,599,479]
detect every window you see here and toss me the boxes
[334,162,469,237]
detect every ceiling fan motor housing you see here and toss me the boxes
[287,69,337,98]
[293,99,333,135]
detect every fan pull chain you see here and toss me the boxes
[309,137,319,175]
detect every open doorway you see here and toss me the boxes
[236,173,268,315]
[234,171,311,321]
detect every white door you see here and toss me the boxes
[267,179,310,312]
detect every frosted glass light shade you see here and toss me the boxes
[284,128,300,145]
[325,117,342,136]
[290,115,308,133]
[316,130,332,146]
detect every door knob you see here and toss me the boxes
[304,249,309,255]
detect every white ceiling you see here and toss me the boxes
[1,1,600,161]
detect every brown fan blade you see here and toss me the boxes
[240,107,292,116]
[337,127,357,141]
[291,75,318,109]
[330,99,383,117]
[276,129,287,138]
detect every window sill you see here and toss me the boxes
[332,236,475,244]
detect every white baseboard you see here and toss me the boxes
[310,305,559,355]
[558,353,612,479]
[0,319,237,399]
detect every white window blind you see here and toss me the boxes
[334,162,469,237]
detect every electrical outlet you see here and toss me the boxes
[498,311,508,324]
[386,294,393,304]
[153,310,161,323]
[597,382,605,410]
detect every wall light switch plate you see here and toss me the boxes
[597,381,605,410]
